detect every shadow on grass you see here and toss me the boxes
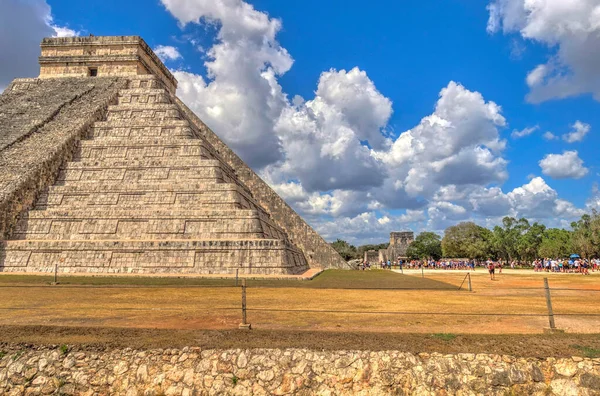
[0,269,458,290]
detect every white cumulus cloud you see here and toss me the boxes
[154,45,182,62]
[487,0,600,102]
[165,0,293,168]
[562,121,591,143]
[374,81,507,199]
[159,0,586,242]
[539,151,589,179]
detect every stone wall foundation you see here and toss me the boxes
[0,346,598,395]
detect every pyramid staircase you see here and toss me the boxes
[1,76,309,275]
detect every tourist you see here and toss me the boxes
[488,260,495,280]
[582,260,590,275]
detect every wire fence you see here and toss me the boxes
[1,274,599,333]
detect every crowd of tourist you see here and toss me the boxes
[532,258,597,275]
[361,257,598,276]
[361,259,482,271]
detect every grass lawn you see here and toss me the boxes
[0,269,456,289]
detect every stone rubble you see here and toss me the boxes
[0,346,598,395]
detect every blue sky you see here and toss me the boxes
[2,0,599,244]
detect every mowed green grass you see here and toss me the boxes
[0,269,456,289]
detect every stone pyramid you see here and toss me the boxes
[0,36,346,275]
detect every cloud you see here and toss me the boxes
[154,45,183,62]
[562,120,591,143]
[487,0,600,102]
[587,184,600,211]
[543,131,558,141]
[313,211,425,245]
[51,25,78,38]
[269,67,391,192]
[374,81,507,198]
[506,177,584,219]
[309,67,392,150]
[511,125,538,139]
[0,0,78,90]
[160,0,585,242]
[430,177,585,228]
[427,201,469,230]
[539,151,589,180]
[164,0,293,168]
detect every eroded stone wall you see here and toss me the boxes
[0,77,126,240]
[0,346,598,395]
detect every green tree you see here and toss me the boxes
[517,222,546,262]
[330,239,358,261]
[538,228,572,258]
[406,232,442,260]
[491,217,530,262]
[571,211,600,258]
[442,222,492,260]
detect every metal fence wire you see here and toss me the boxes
[1,276,599,331]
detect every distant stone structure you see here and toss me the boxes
[0,36,346,275]
[387,231,414,261]
[378,249,388,263]
[363,250,379,265]
[362,231,414,266]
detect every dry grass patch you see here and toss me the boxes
[0,269,597,334]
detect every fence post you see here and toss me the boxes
[421,265,424,278]
[53,264,58,285]
[467,272,472,292]
[235,269,239,287]
[543,278,556,330]
[239,279,251,330]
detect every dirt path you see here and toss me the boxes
[0,325,598,358]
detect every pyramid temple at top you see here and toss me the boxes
[0,36,346,275]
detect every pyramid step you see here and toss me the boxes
[58,162,227,182]
[14,209,288,241]
[67,157,213,168]
[0,239,308,275]
[22,208,260,219]
[22,206,259,220]
[80,136,203,147]
[77,139,212,160]
[13,217,266,241]
[106,104,182,121]
[35,193,245,211]
[117,88,171,105]
[94,119,190,128]
[108,103,179,111]
[91,120,193,139]
[78,136,237,172]
[46,180,238,193]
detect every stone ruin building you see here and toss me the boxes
[0,36,346,275]
[387,231,414,261]
[363,231,414,265]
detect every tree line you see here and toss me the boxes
[330,211,600,262]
